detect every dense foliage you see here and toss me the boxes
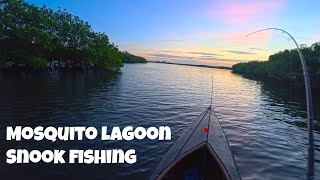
[121,51,147,63]
[232,42,320,82]
[0,0,127,71]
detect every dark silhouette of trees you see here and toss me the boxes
[232,42,320,83]
[121,51,147,63]
[0,0,144,71]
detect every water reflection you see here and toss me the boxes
[0,64,319,179]
[0,71,120,126]
[253,77,319,131]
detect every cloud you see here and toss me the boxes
[186,52,221,56]
[250,48,263,50]
[200,55,217,58]
[205,0,285,24]
[147,53,243,63]
[146,50,222,56]
[156,50,220,56]
[147,53,195,60]
[122,47,227,59]
[198,56,245,62]
[225,50,257,55]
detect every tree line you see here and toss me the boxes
[121,51,147,63]
[232,42,320,85]
[0,0,146,72]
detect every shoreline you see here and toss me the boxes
[147,61,232,70]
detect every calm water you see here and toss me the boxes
[0,63,319,180]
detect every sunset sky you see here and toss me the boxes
[28,0,320,67]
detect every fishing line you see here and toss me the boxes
[210,75,213,108]
[209,75,220,120]
[201,75,214,177]
[207,75,214,138]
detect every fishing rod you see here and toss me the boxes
[245,28,315,180]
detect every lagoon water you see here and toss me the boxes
[0,63,319,179]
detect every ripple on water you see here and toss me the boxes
[0,63,319,180]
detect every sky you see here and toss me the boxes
[28,0,320,67]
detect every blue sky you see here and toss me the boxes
[27,0,320,66]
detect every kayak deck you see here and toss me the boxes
[150,107,240,180]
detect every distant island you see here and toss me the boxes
[148,61,232,70]
[232,42,320,88]
[0,0,146,72]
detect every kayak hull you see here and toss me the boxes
[150,107,240,180]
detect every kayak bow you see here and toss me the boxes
[150,107,241,180]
